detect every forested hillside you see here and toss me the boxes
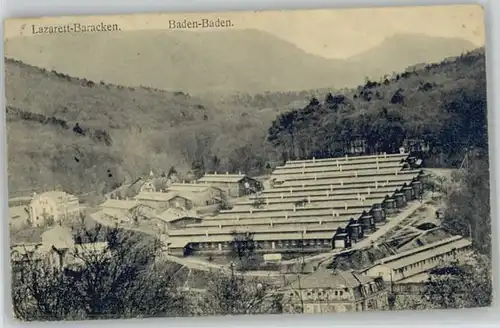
[267,48,487,165]
[5,47,487,199]
[4,58,275,197]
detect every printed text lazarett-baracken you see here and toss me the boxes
[31,23,121,35]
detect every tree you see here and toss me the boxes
[421,256,492,309]
[443,150,490,255]
[229,231,257,270]
[196,265,283,315]
[11,224,189,321]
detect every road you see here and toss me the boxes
[279,199,429,266]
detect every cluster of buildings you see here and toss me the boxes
[165,153,426,256]
[8,151,476,315]
[97,172,263,231]
[281,269,389,313]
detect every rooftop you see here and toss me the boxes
[168,183,217,192]
[33,191,78,203]
[197,173,248,183]
[100,199,140,210]
[156,208,200,223]
[370,236,472,270]
[287,269,376,290]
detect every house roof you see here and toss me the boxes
[287,269,371,290]
[135,191,193,202]
[34,191,78,204]
[142,177,172,191]
[40,225,74,249]
[100,199,140,210]
[383,238,472,270]
[156,208,200,223]
[197,174,249,183]
[366,236,471,271]
[168,183,218,192]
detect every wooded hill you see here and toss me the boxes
[4,58,275,197]
[4,47,487,199]
[267,48,487,166]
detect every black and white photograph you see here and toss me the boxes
[3,4,492,321]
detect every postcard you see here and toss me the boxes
[3,4,491,321]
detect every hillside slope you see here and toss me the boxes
[4,30,476,94]
[5,47,486,199]
[4,58,273,197]
[266,48,487,166]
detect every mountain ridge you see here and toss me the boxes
[4,29,477,94]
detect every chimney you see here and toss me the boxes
[285,212,288,219]
[367,188,371,195]
[340,180,344,186]
[375,181,378,189]
[307,196,311,203]
[293,204,296,212]
[354,171,358,178]
[345,154,348,161]
[238,171,242,175]
[312,157,316,163]
[326,191,329,197]
[336,159,339,167]
[344,202,348,210]
[280,193,284,199]
[314,174,317,180]
[339,165,343,172]
[214,172,217,175]
[226,172,229,175]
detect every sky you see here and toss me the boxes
[4,4,485,59]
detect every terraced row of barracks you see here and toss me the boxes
[166,153,427,257]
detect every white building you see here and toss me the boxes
[28,191,80,227]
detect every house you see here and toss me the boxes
[107,178,146,200]
[155,208,202,232]
[360,235,473,283]
[28,191,80,227]
[167,183,223,206]
[139,177,172,193]
[197,173,262,198]
[135,191,195,211]
[281,269,389,314]
[99,199,155,223]
[11,225,110,271]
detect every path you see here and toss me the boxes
[279,199,429,266]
